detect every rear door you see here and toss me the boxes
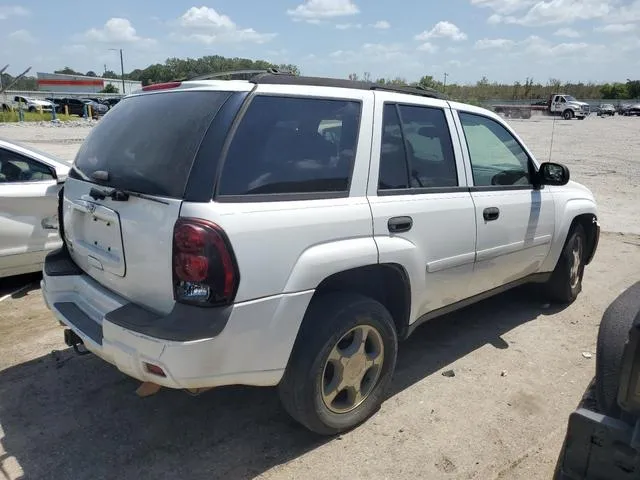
[367,92,477,320]
[62,88,243,314]
[0,147,61,275]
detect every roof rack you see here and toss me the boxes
[249,74,447,100]
[188,68,294,81]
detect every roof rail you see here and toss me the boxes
[249,73,446,100]
[188,68,294,81]
[370,84,446,100]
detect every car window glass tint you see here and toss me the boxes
[398,105,458,188]
[73,91,231,198]
[459,112,531,187]
[0,149,54,183]
[218,96,361,196]
[378,104,409,189]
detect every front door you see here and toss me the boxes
[367,94,477,321]
[455,110,555,295]
[0,148,62,275]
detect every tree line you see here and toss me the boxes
[2,55,638,102]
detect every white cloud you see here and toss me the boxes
[371,20,391,29]
[173,6,276,44]
[471,0,537,14]
[0,5,28,20]
[595,23,636,33]
[474,38,515,49]
[82,18,156,46]
[8,29,36,44]
[417,42,438,53]
[554,27,580,37]
[336,23,362,29]
[287,0,359,22]
[473,0,617,26]
[605,0,640,24]
[415,21,467,41]
[329,43,411,64]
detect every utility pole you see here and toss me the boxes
[119,49,125,94]
[443,72,449,94]
[109,48,126,94]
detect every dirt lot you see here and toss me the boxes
[0,115,639,480]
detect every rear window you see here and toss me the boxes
[72,91,232,198]
[217,95,361,197]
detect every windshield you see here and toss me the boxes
[565,95,577,102]
[72,90,232,198]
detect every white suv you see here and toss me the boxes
[42,72,600,435]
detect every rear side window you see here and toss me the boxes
[217,95,361,197]
[378,103,457,191]
[72,91,232,198]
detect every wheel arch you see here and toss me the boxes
[307,263,412,340]
[542,200,599,272]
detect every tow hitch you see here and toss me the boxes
[64,329,90,356]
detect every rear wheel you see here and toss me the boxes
[278,292,398,435]
[545,224,586,303]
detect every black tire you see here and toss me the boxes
[278,292,398,435]
[563,109,574,120]
[595,282,640,417]
[545,223,586,303]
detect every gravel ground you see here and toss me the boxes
[0,114,639,480]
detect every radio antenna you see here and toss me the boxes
[548,112,558,162]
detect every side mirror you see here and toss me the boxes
[539,162,570,186]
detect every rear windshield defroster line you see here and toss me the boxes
[70,91,233,199]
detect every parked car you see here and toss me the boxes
[80,99,108,116]
[621,103,640,116]
[0,139,70,278]
[597,104,616,116]
[101,97,122,109]
[554,281,640,479]
[1,95,56,112]
[42,73,600,435]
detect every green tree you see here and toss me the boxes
[102,70,119,79]
[85,71,97,77]
[626,79,640,99]
[99,84,119,94]
[54,66,82,75]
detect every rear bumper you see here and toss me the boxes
[555,408,639,479]
[42,249,313,390]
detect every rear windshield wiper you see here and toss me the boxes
[89,186,169,205]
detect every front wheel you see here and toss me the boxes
[278,292,398,435]
[544,224,586,303]
[563,109,574,120]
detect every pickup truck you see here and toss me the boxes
[494,94,591,120]
[42,72,600,435]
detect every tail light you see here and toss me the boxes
[172,218,239,306]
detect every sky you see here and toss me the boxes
[2,0,639,85]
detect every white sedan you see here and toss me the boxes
[0,139,70,278]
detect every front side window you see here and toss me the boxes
[0,149,55,183]
[218,96,361,196]
[378,103,458,191]
[459,112,532,187]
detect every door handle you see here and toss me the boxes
[483,207,500,221]
[388,216,413,233]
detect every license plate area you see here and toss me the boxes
[64,199,126,277]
